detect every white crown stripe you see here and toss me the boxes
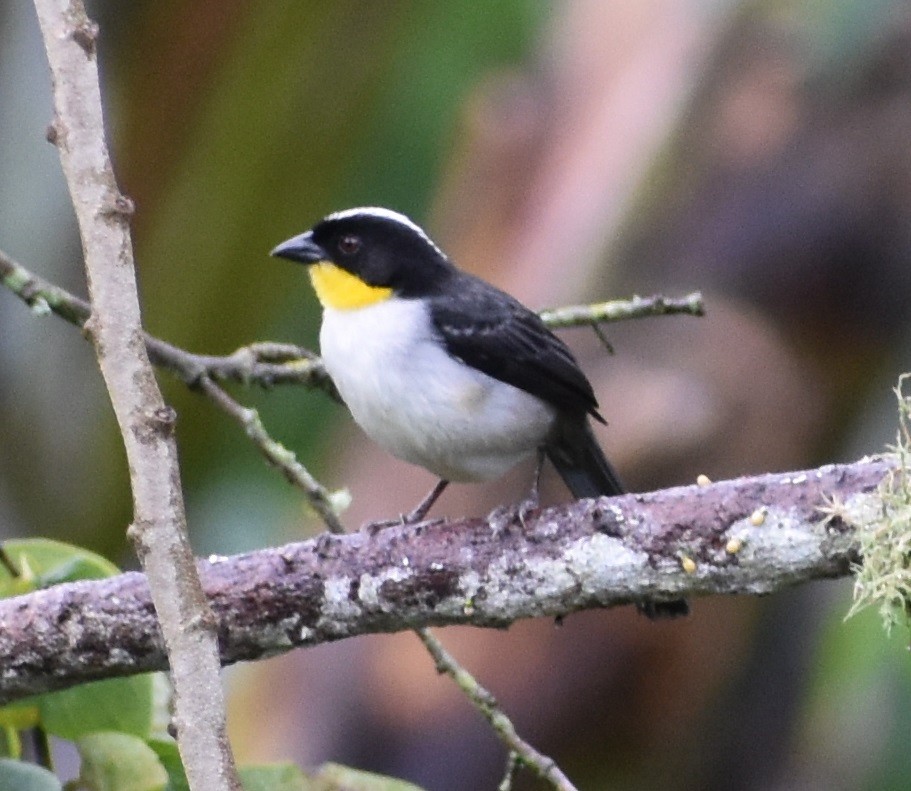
[325,207,445,258]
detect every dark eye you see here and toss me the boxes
[338,235,361,255]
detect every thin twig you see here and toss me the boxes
[0,248,339,398]
[0,248,344,532]
[0,251,701,396]
[539,291,704,328]
[0,546,20,578]
[498,752,521,791]
[415,628,579,791]
[196,376,346,533]
[589,321,615,354]
[1,248,701,537]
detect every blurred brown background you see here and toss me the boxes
[2,1,910,789]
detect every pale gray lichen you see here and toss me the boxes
[844,375,911,636]
[563,533,651,596]
[320,575,364,622]
[354,567,409,609]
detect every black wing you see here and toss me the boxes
[428,273,603,422]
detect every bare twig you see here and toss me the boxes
[0,547,20,578]
[498,752,521,791]
[1,248,346,535]
[0,457,886,704]
[0,252,699,397]
[416,628,578,791]
[196,376,346,533]
[0,249,338,397]
[32,2,240,789]
[538,291,704,327]
[1,139,699,787]
[3,246,571,776]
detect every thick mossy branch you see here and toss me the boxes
[0,458,888,705]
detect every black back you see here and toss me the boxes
[428,271,604,423]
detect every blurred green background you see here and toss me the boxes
[2,1,911,789]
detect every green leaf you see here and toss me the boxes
[145,739,188,791]
[37,557,118,588]
[75,732,168,791]
[0,540,130,745]
[313,763,428,791]
[239,764,312,791]
[39,674,155,741]
[0,759,62,791]
[0,539,119,598]
[0,701,40,732]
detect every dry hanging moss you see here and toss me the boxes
[843,374,911,636]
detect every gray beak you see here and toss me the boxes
[270,231,326,264]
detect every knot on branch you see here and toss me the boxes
[100,192,136,222]
[68,17,99,56]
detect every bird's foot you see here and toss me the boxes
[360,479,450,535]
[360,514,446,535]
[486,490,540,534]
[359,515,402,535]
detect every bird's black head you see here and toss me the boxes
[271,208,454,307]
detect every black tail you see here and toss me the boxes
[545,419,625,499]
[546,418,689,620]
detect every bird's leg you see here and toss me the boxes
[361,478,449,534]
[487,450,545,532]
[403,478,450,524]
[530,448,545,506]
[516,449,545,526]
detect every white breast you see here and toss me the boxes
[319,298,555,482]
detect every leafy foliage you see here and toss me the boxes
[0,759,61,791]
[0,539,428,791]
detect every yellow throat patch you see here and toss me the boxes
[308,261,393,310]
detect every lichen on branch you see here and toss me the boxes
[0,457,888,706]
[845,375,911,636]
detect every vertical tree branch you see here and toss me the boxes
[31,2,241,789]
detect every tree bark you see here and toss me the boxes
[0,457,884,705]
[31,2,240,787]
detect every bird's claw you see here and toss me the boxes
[486,493,540,534]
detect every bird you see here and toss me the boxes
[271,207,688,619]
